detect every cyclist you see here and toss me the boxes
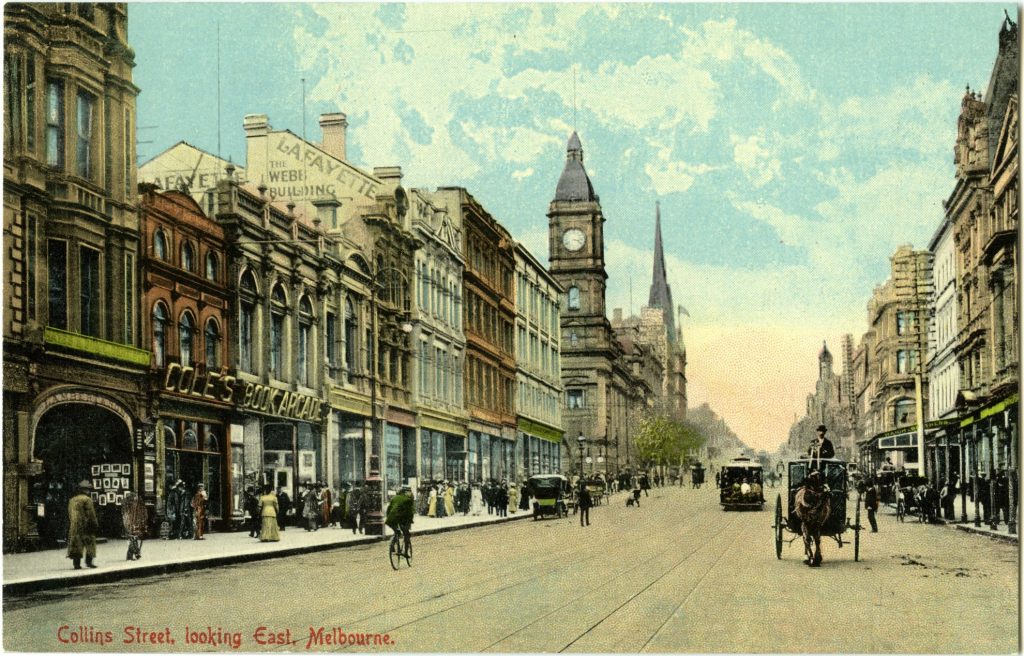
[386,485,415,556]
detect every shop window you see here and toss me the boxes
[204,428,218,452]
[45,79,63,168]
[163,424,176,449]
[181,241,195,272]
[75,90,94,179]
[182,422,199,450]
[152,302,168,367]
[79,246,101,337]
[179,311,195,365]
[204,318,220,368]
[205,252,218,282]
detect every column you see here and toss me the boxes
[1008,414,1017,535]
[972,425,981,527]
[989,423,999,530]
[960,431,968,523]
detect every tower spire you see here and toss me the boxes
[648,201,676,342]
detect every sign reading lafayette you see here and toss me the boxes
[161,364,322,421]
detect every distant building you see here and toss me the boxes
[786,340,856,460]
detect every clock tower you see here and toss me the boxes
[548,132,608,321]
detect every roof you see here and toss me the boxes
[553,131,597,202]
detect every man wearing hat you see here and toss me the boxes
[808,425,835,469]
[67,480,99,569]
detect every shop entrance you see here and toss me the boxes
[32,403,132,545]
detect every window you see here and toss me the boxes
[270,284,286,380]
[326,311,337,371]
[567,389,584,409]
[181,241,194,272]
[5,54,23,148]
[75,90,94,178]
[567,286,580,311]
[205,252,218,281]
[124,253,135,344]
[179,312,195,365]
[894,399,914,426]
[205,318,220,368]
[569,330,578,348]
[45,80,64,168]
[79,246,100,337]
[239,270,257,372]
[123,107,132,199]
[896,349,918,374]
[47,240,68,329]
[153,230,167,260]
[344,299,358,379]
[298,296,312,387]
[153,303,167,367]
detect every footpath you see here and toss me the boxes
[880,491,1019,544]
[3,510,530,596]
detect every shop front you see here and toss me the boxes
[518,417,563,477]
[418,411,468,486]
[467,422,515,482]
[383,406,417,496]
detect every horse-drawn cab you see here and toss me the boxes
[527,475,570,520]
[719,455,765,510]
[772,457,863,564]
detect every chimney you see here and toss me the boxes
[373,166,403,187]
[243,114,270,137]
[320,112,348,161]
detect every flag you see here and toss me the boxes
[678,305,690,318]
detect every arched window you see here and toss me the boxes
[270,283,286,380]
[344,297,358,381]
[204,429,219,452]
[179,311,195,365]
[205,252,218,282]
[153,230,167,260]
[181,241,195,272]
[893,399,915,426]
[567,286,580,311]
[297,295,313,386]
[152,302,168,367]
[163,424,176,449]
[182,421,199,450]
[239,270,258,372]
[205,318,220,368]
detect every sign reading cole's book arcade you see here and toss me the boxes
[162,364,323,422]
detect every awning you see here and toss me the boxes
[876,431,918,450]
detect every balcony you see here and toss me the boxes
[982,228,1016,265]
[43,327,150,367]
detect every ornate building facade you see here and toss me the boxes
[3,3,148,551]
[785,340,856,461]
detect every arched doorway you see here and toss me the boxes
[32,403,132,545]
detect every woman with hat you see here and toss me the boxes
[67,480,99,569]
[191,483,208,540]
[259,484,281,542]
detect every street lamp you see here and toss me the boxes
[577,433,586,478]
[364,265,412,537]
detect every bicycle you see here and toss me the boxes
[388,525,412,570]
[895,498,905,523]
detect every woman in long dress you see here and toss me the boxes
[508,484,519,514]
[470,484,484,516]
[427,486,437,517]
[444,484,456,517]
[259,486,280,542]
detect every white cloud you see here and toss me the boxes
[730,133,782,187]
[511,167,535,181]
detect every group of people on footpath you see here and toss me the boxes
[243,481,376,540]
[415,480,532,518]
[164,479,209,540]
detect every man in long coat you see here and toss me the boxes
[191,483,208,540]
[276,486,291,532]
[165,480,186,539]
[67,480,99,569]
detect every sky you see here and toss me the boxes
[131,3,1012,452]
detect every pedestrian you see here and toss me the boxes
[508,483,519,514]
[470,483,484,516]
[191,483,208,540]
[977,474,991,521]
[276,486,291,532]
[244,486,260,538]
[632,483,642,507]
[864,481,879,532]
[496,483,509,517]
[940,479,956,521]
[641,473,650,497]
[303,482,320,531]
[121,491,147,561]
[165,480,185,539]
[444,482,456,517]
[578,485,592,527]
[349,485,364,534]
[259,484,280,542]
[67,480,99,569]
[994,470,1009,524]
[320,483,333,528]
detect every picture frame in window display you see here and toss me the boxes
[91,465,100,476]
[102,478,112,490]
[101,464,111,474]
[92,479,102,490]
[115,494,124,506]
[123,464,132,475]
[110,478,120,490]
[91,493,100,504]
[106,491,116,504]
[109,464,121,474]
[121,478,130,489]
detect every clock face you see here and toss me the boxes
[562,228,586,252]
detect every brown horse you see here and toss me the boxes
[794,472,831,567]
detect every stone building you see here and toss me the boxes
[138,187,234,527]
[854,246,934,473]
[3,3,149,551]
[785,340,856,460]
[546,132,636,475]
[437,187,517,482]
[409,188,467,484]
[514,244,564,477]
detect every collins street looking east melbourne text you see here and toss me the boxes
[1,3,1019,654]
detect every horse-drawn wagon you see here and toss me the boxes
[772,458,863,565]
[719,455,765,510]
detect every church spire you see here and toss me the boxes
[648,201,676,343]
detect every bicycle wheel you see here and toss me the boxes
[404,538,413,567]
[389,537,401,570]
[896,500,905,523]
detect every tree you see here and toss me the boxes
[633,415,706,470]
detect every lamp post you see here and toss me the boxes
[363,265,412,537]
[577,433,586,478]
